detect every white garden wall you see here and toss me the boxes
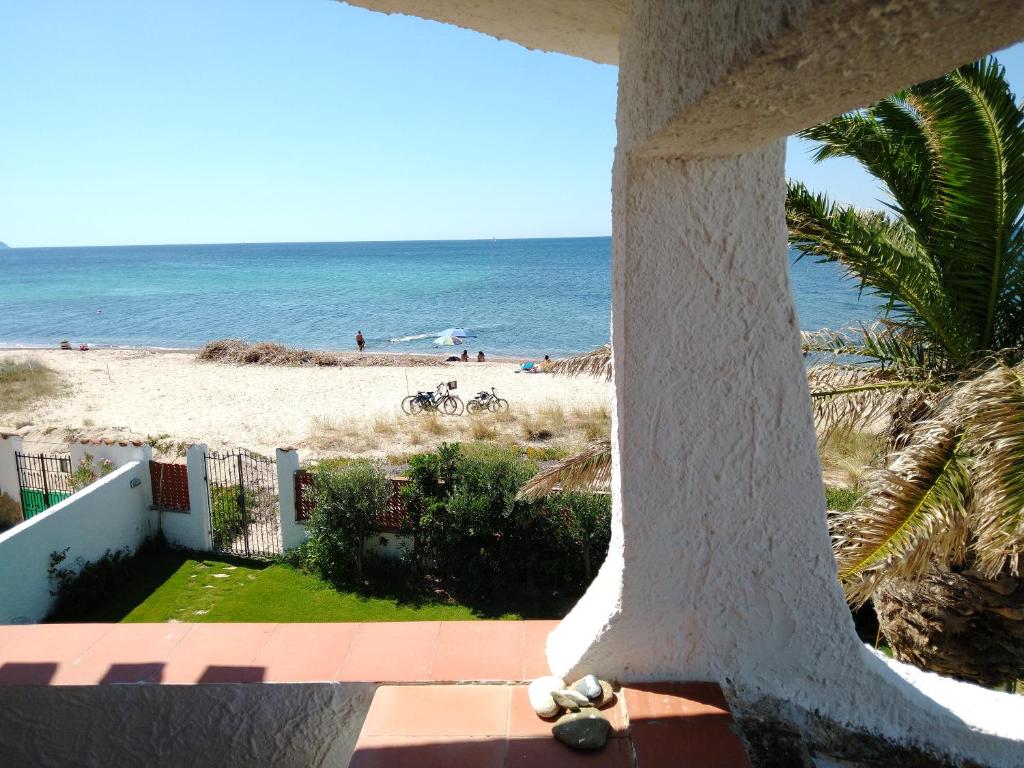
[0,434,23,515]
[0,462,157,623]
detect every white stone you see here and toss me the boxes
[527,676,564,718]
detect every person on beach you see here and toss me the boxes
[477,351,485,362]
[460,349,469,362]
[355,331,365,352]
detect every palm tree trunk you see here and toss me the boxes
[873,563,1024,687]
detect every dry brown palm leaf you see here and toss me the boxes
[550,344,612,381]
[517,438,611,500]
[807,364,930,443]
[832,409,972,606]
[963,361,1024,577]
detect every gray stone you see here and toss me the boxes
[552,707,610,751]
[571,674,602,701]
[551,689,590,712]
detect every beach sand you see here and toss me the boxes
[1,348,612,461]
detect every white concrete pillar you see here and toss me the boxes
[0,434,24,516]
[546,1,1024,762]
[176,443,212,552]
[276,448,306,551]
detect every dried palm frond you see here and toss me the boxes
[963,362,1024,576]
[833,409,972,606]
[807,363,932,443]
[550,344,612,381]
[517,438,611,500]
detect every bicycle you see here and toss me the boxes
[401,381,464,416]
[466,387,509,414]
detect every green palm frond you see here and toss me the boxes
[963,362,1024,576]
[549,344,612,381]
[787,183,967,361]
[517,438,612,500]
[832,414,972,606]
[909,59,1024,353]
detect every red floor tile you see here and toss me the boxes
[522,620,559,679]
[506,736,633,767]
[623,682,731,720]
[162,623,275,684]
[254,622,358,682]
[0,625,32,655]
[624,683,750,768]
[431,621,524,682]
[337,622,440,682]
[0,624,113,685]
[360,685,511,738]
[350,735,506,768]
[54,623,193,685]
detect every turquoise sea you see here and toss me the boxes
[0,238,880,357]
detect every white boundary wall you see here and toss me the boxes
[160,444,212,551]
[0,462,156,623]
[0,434,23,515]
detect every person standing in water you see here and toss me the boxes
[355,331,365,352]
[477,351,485,362]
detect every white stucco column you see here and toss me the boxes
[174,443,212,552]
[546,0,1024,763]
[276,448,306,551]
[0,434,24,515]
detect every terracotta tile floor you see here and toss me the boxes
[0,622,751,766]
[351,683,751,767]
[0,621,538,686]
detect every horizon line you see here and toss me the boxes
[1,233,613,250]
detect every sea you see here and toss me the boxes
[0,237,881,357]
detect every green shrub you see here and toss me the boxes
[306,460,393,582]
[209,485,245,550]
[70,452,115,492]
[543,491,612,584]
[400,443,610,596]
[47,537,162,620]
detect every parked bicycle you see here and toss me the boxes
[401,381,464,416]
[466,387,509,415]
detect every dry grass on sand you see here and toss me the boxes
[303,403,612,462]
[0,357,63,418]
[197,339,442,368]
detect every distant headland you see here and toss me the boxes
[0,242,9,249]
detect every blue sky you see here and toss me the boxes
[2,1,1022,248]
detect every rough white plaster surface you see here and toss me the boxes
[0,682,375,767]
[341,0,628,64]
[0,462,156,623]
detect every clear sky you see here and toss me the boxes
[2,1,1022,248]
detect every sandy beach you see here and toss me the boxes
[1,348,612,461]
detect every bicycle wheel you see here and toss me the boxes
[401,396,417,415]
[466,399,483,415]
[493,398,509,412]
[442,396,464,416]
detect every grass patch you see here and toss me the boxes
[60,549,525,623]
[824,485,861,511]
[0,357,62,414]
[469,417,497,440]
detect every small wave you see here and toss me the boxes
[389,332,438,343]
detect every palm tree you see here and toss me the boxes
[518,345,612,499]
[790,56,1024,686]
[525,58,1024,686]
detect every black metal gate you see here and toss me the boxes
[205,448,281,558]
[15,451,73,519]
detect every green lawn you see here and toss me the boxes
[69,549,520,623]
